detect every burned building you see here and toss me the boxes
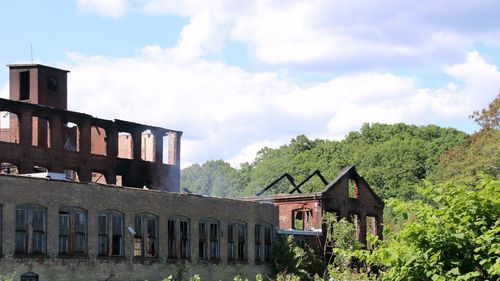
[0,64,278,281]
[244,166,384,252]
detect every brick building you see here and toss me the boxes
[0,64,278,281]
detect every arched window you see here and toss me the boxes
[15,204,46,255]
[134,213,158,258]
[59,207,87,255]
[20,272,39,281]
[228,221,247,261]
[199,218,219,260]
[98,210,124,257]
[167,216,190,259]
[255,223,273,262]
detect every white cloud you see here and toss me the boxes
[63,50,500,167]
[77,0,127,18]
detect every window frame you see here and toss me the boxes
[58,207,87,256]
[15,204,47,255]
[97,210,124,257]
[167,216,190,259]
[228,221,247,261]
[199,218,220,260]
[134,213,158,258]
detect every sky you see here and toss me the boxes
[1,0,499,168]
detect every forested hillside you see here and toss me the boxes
[181,123,468,200]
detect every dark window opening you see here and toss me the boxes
[21,272,39,281]
[228,221,247,261]
[255,225,261,261]
[19,71,30,100]
[47,76,59,92]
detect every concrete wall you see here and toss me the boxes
[0,175,279,281]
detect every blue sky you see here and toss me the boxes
[1,0,499,168]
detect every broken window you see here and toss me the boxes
[228,221,247,261]
[134,213,158,258]
[98,210,124,257]
[59,207,87,256]
[19,71,30,100]
[255,223,273,262]
[141,130,155,162]
[0,111,20,144]
[63,122,79,152]
[32,116,51,148]
[20,272,39,281]
[91,126,107,156]
[292,209,313,230]
[118,132,133,159]
[348,179,359,198]
[167,216,190,259]
[15,204,46,255]
[199,218,219,260]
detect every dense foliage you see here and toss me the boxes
[181,123,466,200]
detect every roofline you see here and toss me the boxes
[7,63,70,73]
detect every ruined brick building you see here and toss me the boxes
[0,64,383,281]
[0,64,278,281]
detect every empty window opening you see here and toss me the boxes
[98,211,124,257]
[255,225,261,261]
[141,130,155,162]
[292,209,313,230]
[134,213,158,258]
[228,221,247,261]
[15,204,46,255]
[264,225,272,261]
[162,134,169,164]
[351,213,360,241]
[91,126,107,156]
[1,162,19,175]
[348,179,359,198]
[0,111,20,143]
[47,75,59,92]
[366,216,377,249]
[92,172,106,184]
[21,272,39,281]
[118,132,133,159]
[59,207,87,256]
[199,218,220,260]
[64,169,79,182]
[19,71,30,100]
[63,122,79,152]
[115,175,122,186]
[32,116,51,148]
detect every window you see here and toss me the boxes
[199,218,219,260]
[47,76,59,92]
[255,224,273,262]
[228,221,247,261]
[255,225,261,261]
[292,209,313,230]
[15,204,46,255]
[20,272,39,281]
[134,213,158,258]
[98,211,124,257]
[59,207,87,255]
[19,71,30,100]
[168,216,190,259]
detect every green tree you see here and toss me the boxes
[356,176,500,280]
